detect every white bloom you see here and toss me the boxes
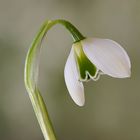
[64,38,131,106]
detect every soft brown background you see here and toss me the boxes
[0,0,139,140]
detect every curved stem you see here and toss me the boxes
[53,19,85,42]
[24,19,85,140]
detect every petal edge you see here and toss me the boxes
[64,48,85,106]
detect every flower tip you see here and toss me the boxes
[124,69,131,78]
[115,69,131,78]
[75,99,85,107]
[69,90,85,107]
[115,61,131,78]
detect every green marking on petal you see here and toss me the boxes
[73,42,97,81]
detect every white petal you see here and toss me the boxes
[82,38,131,78]
[64,48,85,106]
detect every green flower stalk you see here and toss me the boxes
[24,19,85,140]
[24,19,131,140]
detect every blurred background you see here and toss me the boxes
[0,0,139,140]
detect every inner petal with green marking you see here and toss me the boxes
[73,42,98,81]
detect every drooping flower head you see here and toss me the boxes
[25,19,131,108]
[64,38,131,106]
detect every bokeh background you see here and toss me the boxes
[0,0,139,140]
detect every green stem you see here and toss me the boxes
[24,19,85,140]
[54,19,85,42]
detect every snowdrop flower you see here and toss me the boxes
[64,38,131,106]
[25,19,131,140]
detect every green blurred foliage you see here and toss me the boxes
[0,0,140,140]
